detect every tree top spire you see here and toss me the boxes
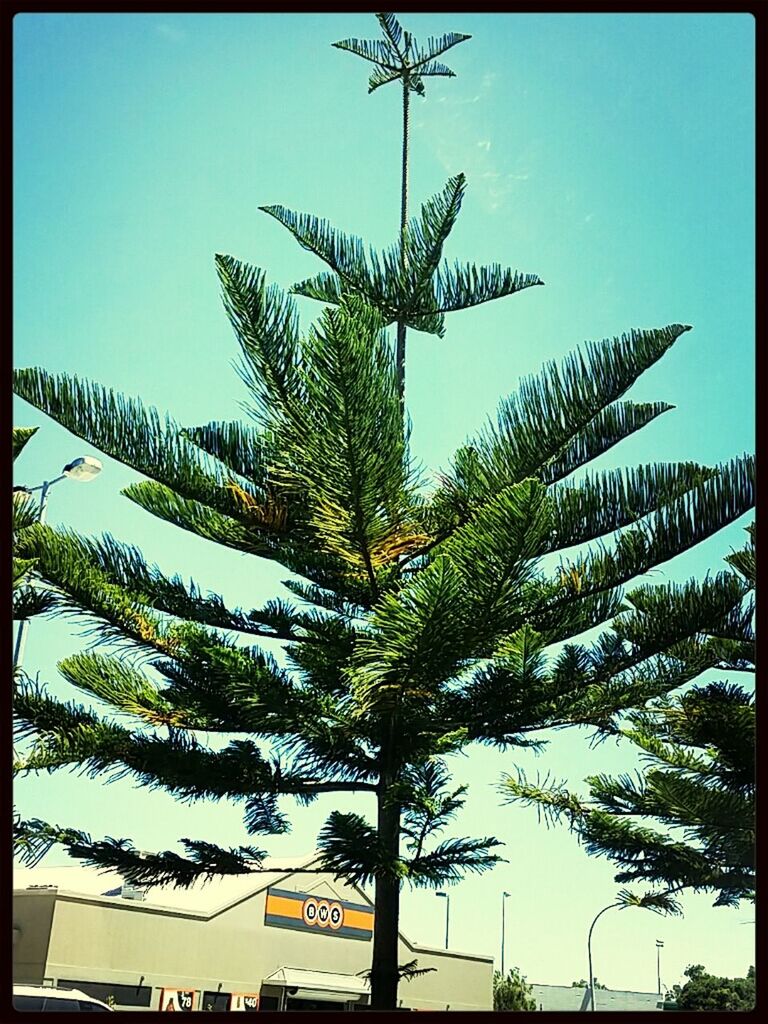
[333,12,471,96]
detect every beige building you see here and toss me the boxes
[13,855,493,1011]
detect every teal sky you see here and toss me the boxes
[13,13,754,993]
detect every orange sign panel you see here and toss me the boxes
[265,887,373,941]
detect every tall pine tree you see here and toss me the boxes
[13,13,754,1010]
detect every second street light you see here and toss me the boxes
[435,892,449,949]
[656,940,664,997]
[13,454,103,669]
[501,891,511,977]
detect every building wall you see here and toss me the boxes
[12,891,57,985]
[15,874,492,1011]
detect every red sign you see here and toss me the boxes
[159,989,195,1011]
[229,992,260,1011]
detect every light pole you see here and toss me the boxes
[501,891,511,978]
[656,940,664,996]
[435,892,449,949]
[587,901,622,1012]
[13,456,103,668]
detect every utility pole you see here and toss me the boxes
[501,891,510,977]
[435,892,450,948]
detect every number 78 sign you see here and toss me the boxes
[159,989,195,1011]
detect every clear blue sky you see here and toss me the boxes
[14,13,754,993]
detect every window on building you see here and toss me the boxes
[286,998,346,1011]
[258,995,280,1011]
[59,980,152,1007]
[202,991,230,1012]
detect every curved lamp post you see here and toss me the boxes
[13,456,103,668]
[587,891,679,1011]
[586,901,621,1012]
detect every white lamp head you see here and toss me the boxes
[62,456,102,482]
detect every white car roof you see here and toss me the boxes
[13,985,111,1006]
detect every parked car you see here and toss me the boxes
[13,985,114,1012]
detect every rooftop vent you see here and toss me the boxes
[119,883,146,901]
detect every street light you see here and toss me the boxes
[501,892,511,978]
[586,901,622,1012]
[656,940,664,996]
[435,892,449,949]
[13,455,103,668]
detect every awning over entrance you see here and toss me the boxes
[263,967,370,1002]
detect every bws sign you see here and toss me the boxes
[302,896,343,930]
[265,887,373,941]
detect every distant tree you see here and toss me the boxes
[674,964,755,1011]
[493,968,537,1011]
[684,964,707,983]
[501,527,755,908]
[571,978,607,989]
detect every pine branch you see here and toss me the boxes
[545,462,719,553]
[405,836,504,887]
[14,816,268,885]
[181,420,268,483]
[445,325,691,508]
[121,481,280,555]
[316,811,396,885]
[399,760,468,860]
[13,426,38,461]
[274,296,420,596]
[351,556,470,714]
[18,523,307,642]
[214,255,303,424]
[541,401,674,484]
[267,179,540,337]
[13,585,59,621]
[12,369,269,525]
[551,455,754,605]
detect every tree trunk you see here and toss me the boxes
[370,719,402,1011]
[369,75,410,1013]
[370,792,401,1009]
[396,78,409,406]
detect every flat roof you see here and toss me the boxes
[264,967,370,996]
[13,853,320,915]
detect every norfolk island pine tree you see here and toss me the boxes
[12,14,755,1011]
